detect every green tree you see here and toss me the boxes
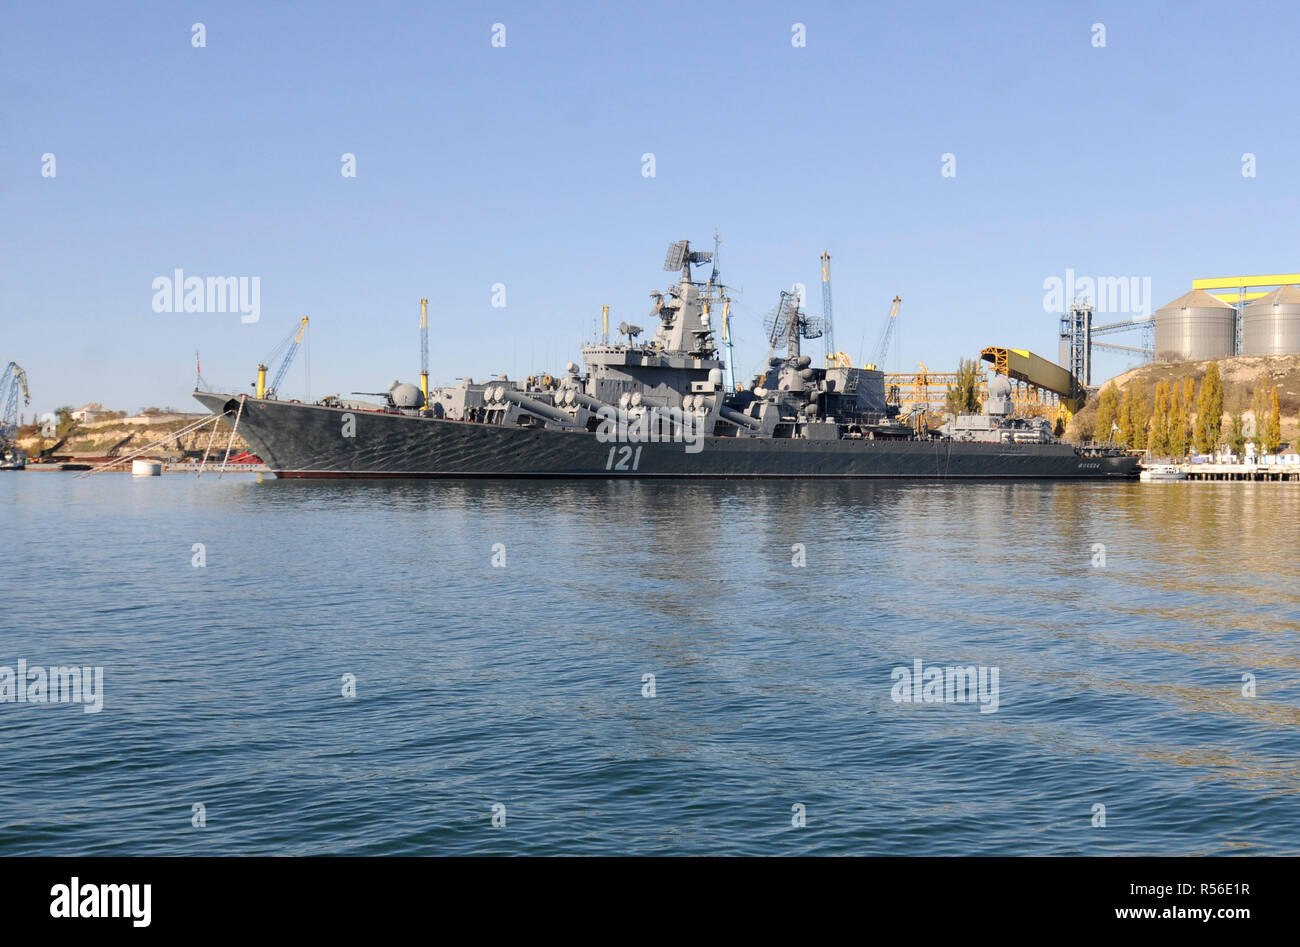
[1249,378,1270,447]
[1127,384,1150,450]
[1149,380,1171,457]
[1138,386,1151,450]
[1263,386,1282,454]
[1242,374,1274,452]
[53,405,77,437]
[944,358,982,416]
[1094,383,1120,443]
[1195,362,1224,453]
[1171,393,1188,459]
[1118,388,1135,447]
[1228,413,1246,457]
[1177,378,1194,457]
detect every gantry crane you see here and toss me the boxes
[256,316,309,399]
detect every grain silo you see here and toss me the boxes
[1153,289,1236,362]
[1241,285,1300,356]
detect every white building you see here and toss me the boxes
[70,403,114,423]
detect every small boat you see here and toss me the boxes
[59,463,92,471]
[1139,464,1187,482]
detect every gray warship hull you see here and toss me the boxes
[194,393,1139,480]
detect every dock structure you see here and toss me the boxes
[1183,463,1300,481]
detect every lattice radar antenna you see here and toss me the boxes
[663,240,713,275]
[762,292,824,350]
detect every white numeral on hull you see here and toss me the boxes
[605,445,642,471]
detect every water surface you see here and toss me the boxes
[1,473,1297,854]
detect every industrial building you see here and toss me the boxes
[1059,274,1300,381]
[1153,290,1237,362]
[1241,285,1300,356]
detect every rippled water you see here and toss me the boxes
[1,472,1297,855]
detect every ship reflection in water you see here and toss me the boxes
[1,474,1297,854]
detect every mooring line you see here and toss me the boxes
[218,396,246,479]
[76,414,220,478]
[195,413,223,476]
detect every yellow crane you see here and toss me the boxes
[819,250,855,368]
[256,316,309,399]
[419,298,429,408]
[863,296,902,370]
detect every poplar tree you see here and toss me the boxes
[1195,363,1224,453]
[1094,383,1120,443]
[1264,386,1282,454]
[1130,385,1150,450]
[1229,413,1246,457]
[1118,388,1135,447]
[1150,380,1171,457]
[1171,392,1187,459]
[944,358,982,416]
[1248,378,1275,453]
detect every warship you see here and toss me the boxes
[193,240,1139,480]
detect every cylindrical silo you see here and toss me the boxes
[1241,285,1300,356]
[1153,289,1236,362]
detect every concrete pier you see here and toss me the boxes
[1182,462,1300,481]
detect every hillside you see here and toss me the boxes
[1066,353,1300,448]
[17,414,252,461]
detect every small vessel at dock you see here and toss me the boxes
[1140,464,1188,482]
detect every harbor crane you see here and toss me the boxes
[419,298,429,409]
[256,316,309,399]
[865,296,902,370]
[820,251,854,368]
[821,251,837,366]
[1,361,31,468]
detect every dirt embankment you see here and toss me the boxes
[1066,353,1300,446]
[18,415,250,461]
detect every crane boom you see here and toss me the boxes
[868,296,902,370]
[257,317,309,399]
[270,316,309,397]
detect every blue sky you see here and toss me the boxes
[3,0,1298,418]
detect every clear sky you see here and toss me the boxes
[4,0,1298,419]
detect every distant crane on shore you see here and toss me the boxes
[1,361,30,467]
[864,296,902,371]
[419,298,430,409]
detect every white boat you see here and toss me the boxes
[1139,464,1187,481]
